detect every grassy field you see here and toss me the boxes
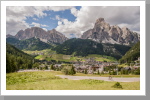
[24,49,117,62]
[6,71,140,90]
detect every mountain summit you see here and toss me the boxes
[15,27,68,44]
[81,18,140,45]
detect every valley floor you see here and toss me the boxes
[6,71,140,90]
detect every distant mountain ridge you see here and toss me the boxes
[14,27,68,44]
[81,18,140,45]
[6,37,52,51]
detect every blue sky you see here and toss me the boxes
[25,6,81,31]
[6,6,140,38]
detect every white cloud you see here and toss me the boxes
[42,28,48,31]
[6,19,30,35]
[55,6,140,38]
[33,18,38,21]
[58,21,62,25]
[71,7,78,17]
[56,18,85,38]
[55,15,61,20]
[31,22,48,27]
[47,6,73,11]
[31,22,41,27]
[6,6,73,35]
[41,24,49,27]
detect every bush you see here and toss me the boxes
[112,82,123,89]
[45,65,48,70]
[134,67,140,75]
[61,65,76,75]
[50,64,54,70]
[84,69,88,74]
[97,70,100,75]
[109,70,116,75]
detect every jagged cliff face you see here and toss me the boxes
[15,27,68,44]
[81,18,140,45]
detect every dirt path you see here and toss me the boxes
[17,70,140,82]
[56,75,140,82]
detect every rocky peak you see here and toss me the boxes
[122,26,128,30]
[94,18,110,32]
[15,27,68,44]
[50,29,56,33]
[81,18,140,45]
[95,18,105,23]
[95,18,107,27]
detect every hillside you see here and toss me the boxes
[119,41,140,63]
[6,43,34,73]
[52,38,131,59]
[53,38,103,56]
[7,37,52,51]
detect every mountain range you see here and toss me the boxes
[7,18,140,46]
[13,27,68,44]
[81,18,140,45]
[6,17,140,60]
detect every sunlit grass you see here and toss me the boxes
[6,71,140,90]
[24,49,117,62]
[118,63,129,67]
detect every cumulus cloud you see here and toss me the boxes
[41,24,49,27]
[56,6,140,38]
[6,19,30,35]
[42,28,48,31]
[71,7,78,17]
[31,22,48,27]
[31,22,41,27]
[6,6,73,35]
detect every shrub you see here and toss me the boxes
[112,82,123,89]
[45,65,48,70]
[134,67,140,75]
[84,69,88,74]
[50,64,54,70]
[61,65,76,75]
[97,70,100,75]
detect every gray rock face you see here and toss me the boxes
[15,27,68,44]
[81,18,140,45]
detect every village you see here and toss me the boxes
[30,56,140,75]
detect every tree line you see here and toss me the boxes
[6,43,34,73]
[119,41,140,64]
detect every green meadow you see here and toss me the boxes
[6,71,140,90]
[24,49,117,62]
